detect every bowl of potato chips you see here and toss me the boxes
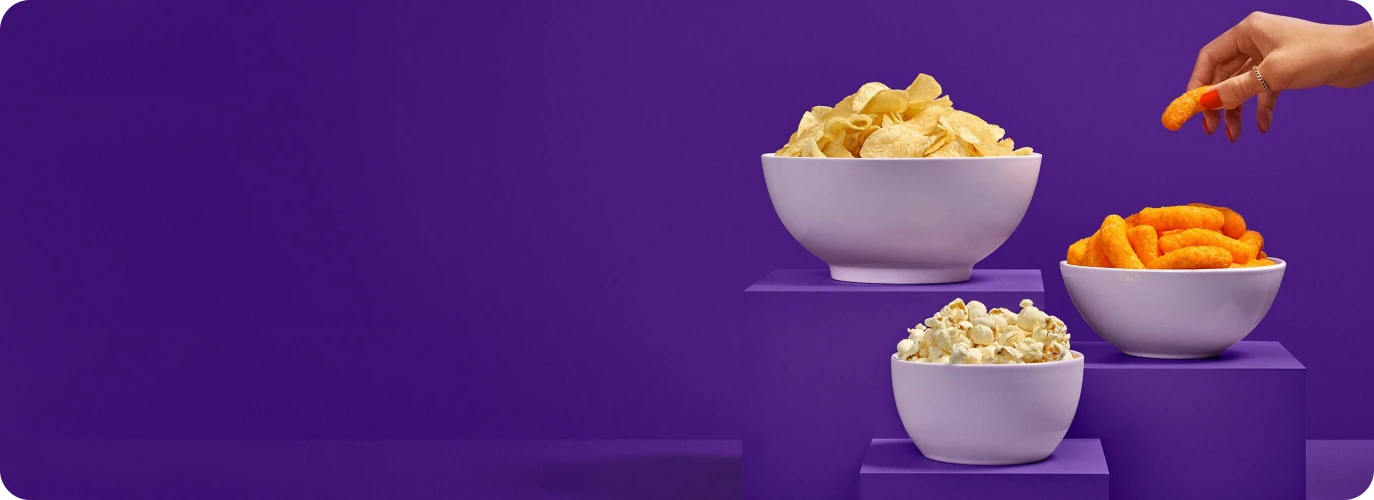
[763,75,1039,284]
[1060,205,1286,359]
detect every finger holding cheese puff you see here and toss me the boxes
[1161,85,1211,131]
[1098,215,1145,269]
[1127,225,1161,267]
[1158,228,1258,264]
[1147,246,1232,270]
[1137,206,1225,232]
[1189,203,1247,238]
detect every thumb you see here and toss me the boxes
[1202,65,1268,110]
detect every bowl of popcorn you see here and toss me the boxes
[763,74,1039,285]
[891,298,1083,465]
[1061,204,1286,359]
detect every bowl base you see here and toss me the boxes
[830,265,972,284]
[920,453,1051,466]
[1121,350,1223,360]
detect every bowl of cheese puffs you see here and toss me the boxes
[1059,204,1285,359]
[763,74,1039,284]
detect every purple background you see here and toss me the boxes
[0,0,1370,447]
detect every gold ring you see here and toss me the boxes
[1253,66,1275,96]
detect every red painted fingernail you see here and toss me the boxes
[1260,124,1268,134]
[1200,89,1222,110]
[1205,120,1214,135]
[1227,126,1235,142]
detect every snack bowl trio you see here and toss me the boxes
[763,75,1287,464]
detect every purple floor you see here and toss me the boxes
[0,439,1368,499]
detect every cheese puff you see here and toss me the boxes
[1160,229,1185,237]
[1067,237,1090,265]
[1239,230,1264,252]
[1124,213,1140,227]
[1083,230,1113,267]
[1147,246,1232,269]
[1257,250,1267,259]
[1244,258,1277,267]
[1127,225,1161,267]
[1137,206,1225,232]
[1098,215,1144,269]
[1162,85,1211,131]
[1159,228,1258,264]
[1229,263,1243,268]
[1188,203,1247,238]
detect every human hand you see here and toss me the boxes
[1189,13,1374,140]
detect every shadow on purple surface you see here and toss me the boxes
[515,456,740,499]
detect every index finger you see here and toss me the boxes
[1188,18,1265,90]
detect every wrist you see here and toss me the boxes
[1343,22,1374,86]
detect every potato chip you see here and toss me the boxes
[971,142,1014,157]
[859,125,934,158]
[823,139,853,158]
[851,82,891,113]
[903,105,952,135]
[905,73,942,102]
[926,139,966,157]
[799,138,825,158]
[1012,147,1034,155]
[997,138,1014,150]
[860,89,911,114]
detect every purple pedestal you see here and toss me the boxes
[860,439,1108,500]
[742,269,1045,500]
[1070,341,1305,500]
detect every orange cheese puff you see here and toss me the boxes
[1257,250,1267,259]
[1124,213,1140,227]
[1067,237,1090,265]
[1229,263,1244,268]
[1148,246,1232,269]
[1127,225,1161,267]
[1160,229,1185,237]
[1189,203,1247,238]
[1137,206,1225,232]
[1162,86,1211,131]
[1239,230,1263,252]
[1083,230,1113,267]
[1244,258,1277,267]
[1158,228,1258,264]
[1098,215,1144,269]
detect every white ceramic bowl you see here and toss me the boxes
[761,154,1040,284]
[890,352,1084,465]
[1060,259,1286,359]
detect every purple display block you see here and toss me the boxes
[1307,440,1374,500]
[860,439,1108,500]
[742,269,1045,500]
[1070,341,1305,500]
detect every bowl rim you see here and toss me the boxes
[891,351,1083,367]
[761,152,1042,160]
[1060,257,1285,273]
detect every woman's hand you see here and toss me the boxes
[1189,13,1374,140]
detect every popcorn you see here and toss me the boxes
[894,298,1074,364]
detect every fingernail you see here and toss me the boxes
[1200,89,1222,110]
[1205,120,1214,135]
[1260,124,1268,134]
[1227,126,1235,142]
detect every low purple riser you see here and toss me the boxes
[861,439,1108,500]
[743,269,1046,500]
